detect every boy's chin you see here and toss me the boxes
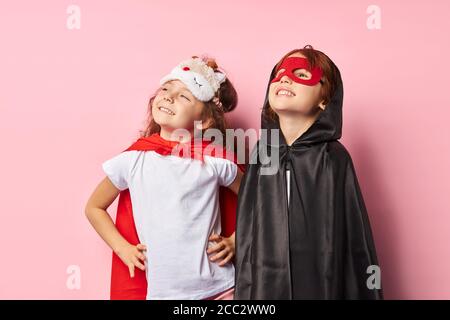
[271,104,317,117]
[271,105,300,115]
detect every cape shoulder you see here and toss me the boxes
[326,140,351,162]
[325,140,354,171]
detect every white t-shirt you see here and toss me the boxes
[286,169,291,205]
[102,150,237,300]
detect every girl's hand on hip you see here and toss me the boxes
[207,233,235,267]
[116,243,147,278]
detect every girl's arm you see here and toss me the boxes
[85,177,146,278]
[227,168,243,195]
[207,168,243,266]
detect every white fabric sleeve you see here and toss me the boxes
[206,156,238,187]
[101,151,135,191]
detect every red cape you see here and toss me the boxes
[110,134,244,300]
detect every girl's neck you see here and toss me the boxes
[278,111,321,146]
[159,127,193,143]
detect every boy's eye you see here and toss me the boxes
[181,95,190,102]
[161,87,168,91]
[294,69,312,80]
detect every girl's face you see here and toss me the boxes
[268,53,324,117]
[152,80,205,132]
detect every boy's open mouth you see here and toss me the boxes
[276,87,296,97]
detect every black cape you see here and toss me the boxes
[234,61,383,300]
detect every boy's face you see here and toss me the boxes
[268,53,325,117]
[152,80,205,132]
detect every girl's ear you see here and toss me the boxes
[195,117,214,130]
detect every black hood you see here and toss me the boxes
[260,61,344,146]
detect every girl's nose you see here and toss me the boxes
[163,95,173,103]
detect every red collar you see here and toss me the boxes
[123,133,233,162]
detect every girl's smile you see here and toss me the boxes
[157,106,176,116]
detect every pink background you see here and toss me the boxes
[0,0,449,299]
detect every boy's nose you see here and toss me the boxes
[280,75,292,84]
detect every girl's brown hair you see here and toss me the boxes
[140,56,238,138]
[264,45,339,122]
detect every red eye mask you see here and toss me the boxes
[271,57,323,86]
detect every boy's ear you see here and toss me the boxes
[318,100,326,111]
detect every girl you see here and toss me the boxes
[85,56,243,300]
[235,46,383,299]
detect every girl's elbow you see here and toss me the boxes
[84,205,92,219]
[84,202,96,219]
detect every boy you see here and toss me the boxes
[235,46,383,299]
